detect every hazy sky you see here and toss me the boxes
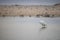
[0,0,60,5]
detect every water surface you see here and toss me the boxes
[0,17,60,40]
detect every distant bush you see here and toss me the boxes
[29,15,31,17]
[43,12,50,17]
[44,14,50,17]
[50,14,54,17]
[15,5,19,6]
[2,15,6,17]
[54,3,60,6]
[19,15,24,17]
[36,14,40,17]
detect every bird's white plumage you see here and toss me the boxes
[40,20,45,23]
[39,20,47,26]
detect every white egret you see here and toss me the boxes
[39,20,47,30]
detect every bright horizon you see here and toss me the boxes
[0,0,60,5]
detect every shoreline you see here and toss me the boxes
[0,5,60,17]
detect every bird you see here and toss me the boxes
[39,20,47,30]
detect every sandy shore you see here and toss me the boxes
[0,5,60,17]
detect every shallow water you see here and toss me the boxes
[0,17,60,40]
